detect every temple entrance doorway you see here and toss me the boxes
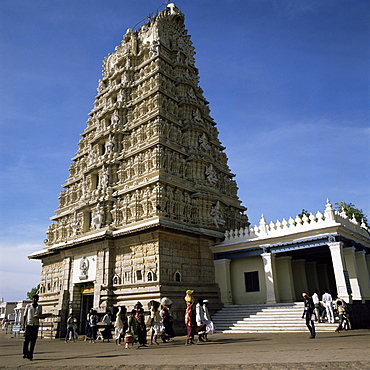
[79,287,94,334]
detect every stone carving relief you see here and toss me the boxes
[205,164,218,185]
[111,111,120,128]
[210,201,226,228]
[101,166,109,188]
[105,135,114,154]
[192,109,203,123]
[79,256,89,280]
[92,203,104,229]
[71,212,79,236]
[150,40,160,55]
[199,133,210,151]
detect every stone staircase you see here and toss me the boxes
[212,303,337,333]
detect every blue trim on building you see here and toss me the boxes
[214,234,339,260]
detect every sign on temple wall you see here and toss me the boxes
[72,253,97,284]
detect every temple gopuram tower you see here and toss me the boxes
[30,3,248,332]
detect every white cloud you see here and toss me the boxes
[0,242,42,302]
[272,0,324,19]
[0,269,41,303]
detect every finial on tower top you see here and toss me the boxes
[167,3,179,15]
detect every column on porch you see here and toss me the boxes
[343,247,363,302]
[317,264,331,293]
[214,259,233,305]
[355,250,370,300]
[305,261,320,295]
[291,259,308,299]
[261,253,280,304]
[275,256,296,302]
[366,254,370,279]
[328,241,352,303]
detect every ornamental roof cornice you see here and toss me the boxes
[212,199,370,253]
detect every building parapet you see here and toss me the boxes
[224,199,369,243]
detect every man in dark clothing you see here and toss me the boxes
[301,292,316,339]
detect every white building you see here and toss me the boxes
[13,300,32,324]
[0,300,17,321]
[211,200,370,327]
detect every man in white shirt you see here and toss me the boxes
[312,290,321,323]
[23,294,42,360]
[322,289,334,324]
[195,298,206,342]
[202,300,214,340]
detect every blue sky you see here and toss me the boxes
[0,0,369,302]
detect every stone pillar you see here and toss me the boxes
[276,256,296,302]
[328,242,352,303]
[305,261,319,295]
[214,259,233,305]
[291,259,308,300]
[60,256,72,312]
[62,256,72,292]
[261,253,279,304]
[366,254,370,279]
[355,250,370,300]
[343,247,363,302]
[94,249,104,310]
[317,264,330,293]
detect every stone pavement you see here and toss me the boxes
[1,330,370,369]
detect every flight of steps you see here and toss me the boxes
[212,303,337,333]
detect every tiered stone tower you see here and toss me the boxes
[31,3,248,331]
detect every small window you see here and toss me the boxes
[147,271,153,282]
[113,276,119,285]
[91,174,99,190]
[100,143,106,155]
[83,211,92,232]
[244,271,259,292]
[136,270,142,280]
[175,271,181,282]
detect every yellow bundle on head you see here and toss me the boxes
[185,290,194,303]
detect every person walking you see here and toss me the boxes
[1,318,9,331]
[85,308,93,341]
[124,309,137,349]
[114,306,127,345]
[134,302,147,348]
[184,290,196,345]
[202,300,214,341]
[312,290,321,323]
[102,310,112,342]
[322,289,334,323]
[160,297,175,342]
[148,300,162,345]
[195,298,206,342]
[23,294,42,360]
[65,313,77,343]
[89,310,99,343]
[335,298,351,332]
[301,293,315,339]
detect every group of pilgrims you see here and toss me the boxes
[83,291,214,347]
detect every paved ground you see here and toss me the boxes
[1,330,370,369]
